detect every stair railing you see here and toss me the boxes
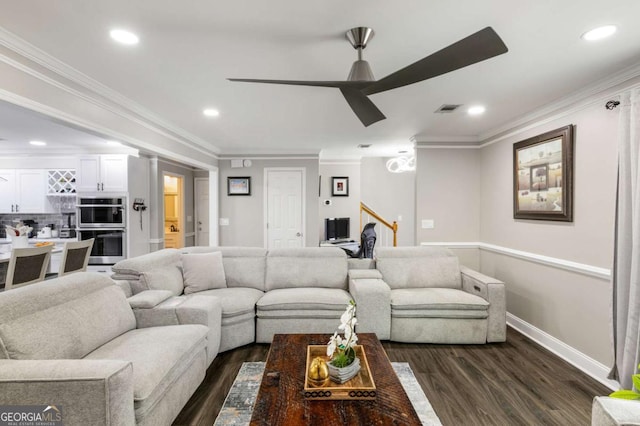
[360,202,398,247]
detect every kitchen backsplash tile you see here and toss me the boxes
[0,214,75,238]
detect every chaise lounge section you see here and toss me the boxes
[0,272,221,426]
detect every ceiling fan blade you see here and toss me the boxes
[363,27,508,96]
[340,88,386,127]
[228,78,369,89]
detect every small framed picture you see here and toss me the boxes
[332,177,349,197]
[228,177,251,196]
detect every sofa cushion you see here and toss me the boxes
[182,247,267,291]
[265,248,348,291]
[84,324,208,420]
[194,287,263,319]
[140,266,184,296]
[182,252,227,294]
[391,288,489,319]
[257,288,352,319]
[0,273,136,360]
[376,247,462,289]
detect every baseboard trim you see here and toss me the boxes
[507,312,618,391]
[420,241,611,280]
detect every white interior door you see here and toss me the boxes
[194,177,210,246]
[265,169,305,249]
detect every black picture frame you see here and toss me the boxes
[332,177,349,197]
[513,125,574,221]
[227,177,251,196]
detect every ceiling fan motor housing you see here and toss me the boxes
[348,60,375,82]
[346,27,376,82]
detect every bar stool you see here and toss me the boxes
[5,245,54,290]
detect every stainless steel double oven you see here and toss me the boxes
[77,197,126,264]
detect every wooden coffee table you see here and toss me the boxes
[249,333,421,425]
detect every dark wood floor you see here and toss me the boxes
[173,327,610,425]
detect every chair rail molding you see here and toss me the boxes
[420,241,611,280]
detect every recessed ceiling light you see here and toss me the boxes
[203,108,220,117]
[581,25,617,41]
[29,140,46,146]
[106,140,122,146]
[468,105,486,116]
[110,29,139,45]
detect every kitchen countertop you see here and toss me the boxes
[0,244,64,264]
[0,237,78,245]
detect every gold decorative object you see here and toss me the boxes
[307,356,329,387]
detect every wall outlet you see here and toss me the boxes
[398,215,403,222]
[187,215,192,222]
[219,218,230,226]
[421,219,435,229]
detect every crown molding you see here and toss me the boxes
[220,154,319,160]
[319,159,361,165]
[0,26,220,157]
[0,89,218,170]
[479,60,640,147]
[412,135,480,145]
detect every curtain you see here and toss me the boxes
[609,88,640,389]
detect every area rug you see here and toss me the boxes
[214,362,442,425]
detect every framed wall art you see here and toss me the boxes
[227,177,251,196]
[332,177,349,197]
[513,125,574,221]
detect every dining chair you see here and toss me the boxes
[58,238,94,277]
[5,245,54,290]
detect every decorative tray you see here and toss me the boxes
[303,345,376,400]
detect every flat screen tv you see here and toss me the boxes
[325,217,350,241]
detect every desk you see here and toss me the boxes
[320,240,360,253]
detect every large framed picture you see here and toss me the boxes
[513,125,574,221]
[332,177,349,197]
[227,177,251,196]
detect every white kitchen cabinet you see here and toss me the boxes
[0,169,52,213]
[77,155,127,193]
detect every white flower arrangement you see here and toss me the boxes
[327,300,358,367]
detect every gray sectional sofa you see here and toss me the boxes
[0,272,221,426]
[112,245,506,350]
[0,245,505,425]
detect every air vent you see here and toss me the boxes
[357,144,372,148]
[435,104,462,113]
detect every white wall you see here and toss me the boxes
[318,162,361,242]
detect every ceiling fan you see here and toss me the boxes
[229,26,508,127]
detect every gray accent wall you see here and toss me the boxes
[478,103,617,365]
[416,147,480,242]
[318,162,361,242]
[360,157,416,246]
[127,155,150,258]
[219,158,319,247]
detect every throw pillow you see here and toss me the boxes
[182,251,227,294]
[140,265,184,296]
